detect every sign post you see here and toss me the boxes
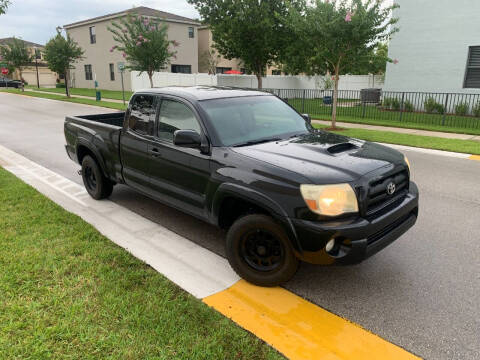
[118,62,125,105]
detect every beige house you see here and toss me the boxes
[197,27,284,75]
[0,38,58,87]
[64,6,201,91]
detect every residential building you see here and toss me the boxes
[0,37,57,86]
[384,0,480,93]
[197,27,284,75]
[64,6,200,91]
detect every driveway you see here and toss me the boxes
[1,92,479,359]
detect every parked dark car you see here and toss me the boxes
[0,77,22,88]
[64,86,419,286]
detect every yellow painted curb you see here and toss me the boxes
[469,155,480,161]
[204,280,420,360]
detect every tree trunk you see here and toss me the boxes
[65,70,70,97]
[148,72,154,88]
[331,65,340,129]
[256,73,262,89]
[19,69,24,92]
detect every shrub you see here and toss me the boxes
[455,102,469,116]
[403,100,414,112]
[473,102,480,117]
[424,97,438,113]
[56,83,66,88]
[435,103,445,115]
[382,97,393,108]
[382,97,400,110]
[391,98,401,111]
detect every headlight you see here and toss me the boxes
[300,183,359,217]
[404,155,411,172]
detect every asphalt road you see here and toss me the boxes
[1,93,479,360]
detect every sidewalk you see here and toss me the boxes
[313,119,480,141]
[24,88,126,104]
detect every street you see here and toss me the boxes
[1,92,479,359]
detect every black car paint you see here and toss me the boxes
[64,87,418,265]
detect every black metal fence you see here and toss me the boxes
[264,89,480,130]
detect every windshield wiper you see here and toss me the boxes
[232,137,282,147]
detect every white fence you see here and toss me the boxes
[130,71,383,92]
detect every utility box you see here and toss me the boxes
[360,88,381,103]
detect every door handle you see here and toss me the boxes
[149,148,161,157]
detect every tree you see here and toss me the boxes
[200,49,221,74]
[43,30,84,97]
[285,0,399,128]
[108,13,178,88]
[0,37,32,91]
[0,0,10,15]
[188,0,302,89]
[350,43,391,85]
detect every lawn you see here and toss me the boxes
[0,167,283,360]
[313,124,480,155]
[26,85,133,101]
[289,98,480,135]
[1,89,127,111]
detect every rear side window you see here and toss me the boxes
[157,100,201,142]
[128,94,157,136]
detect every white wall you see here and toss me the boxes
[384,0,480,93]
[131,72,383,92]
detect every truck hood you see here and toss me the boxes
[231,131,404,184]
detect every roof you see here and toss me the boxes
[135,86,271,101]
[0,37,44,48]
[64,6,201,28]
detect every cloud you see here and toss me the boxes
[0,0,199,45]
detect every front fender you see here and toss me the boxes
[211,183,303,253]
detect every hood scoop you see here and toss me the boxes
[327,142,359,155]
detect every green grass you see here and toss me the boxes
[0,167,283,360]
[289,98,480,135]
[313,124,480,155]
[0,89,127,111]
[26,86,133,101]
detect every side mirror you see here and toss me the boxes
[302,113,311,124]
[173,129,201,148]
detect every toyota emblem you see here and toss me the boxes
[386,182,396,195]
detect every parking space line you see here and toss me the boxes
[469,155,480,161]
[204,280,420,360]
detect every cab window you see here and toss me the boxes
[128,94,157,136]
[157,99,201,142]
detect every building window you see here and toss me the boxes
[89,26,96,44]
[84,64,93,80]
[171,64,192,74]
[271,70,282,75]
[216,67,232,74]
[464,46,480,88]
[188,27,194,38]
[109,63,115,81]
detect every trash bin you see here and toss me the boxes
[96,91,101,101]
[360,88,381,103]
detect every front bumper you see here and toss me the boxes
[291,182,419,265]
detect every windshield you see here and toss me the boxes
[200,95,310,146]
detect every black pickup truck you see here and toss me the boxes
[64,86,419,286]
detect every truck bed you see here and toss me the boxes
[64,112,125,183]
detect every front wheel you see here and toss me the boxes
[226,214,299,287]
[81,155,113,200]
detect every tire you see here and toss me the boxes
[81,155,113,200]
[226,214,299,287]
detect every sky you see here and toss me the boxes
[0,0,200,45]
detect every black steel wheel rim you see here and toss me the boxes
[84,165,97,192]
[240,229,284,272]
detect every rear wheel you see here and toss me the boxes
[226,214,299,287]
[81,155,113,200]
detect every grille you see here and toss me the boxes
[365,170,409,216]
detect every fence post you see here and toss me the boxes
[302,89,306,113]
[442,93,449,126]
[399,92,405,122]
[362,101,366,118]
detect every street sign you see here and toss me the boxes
[1,68,8,75]
[117,62,125,72]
